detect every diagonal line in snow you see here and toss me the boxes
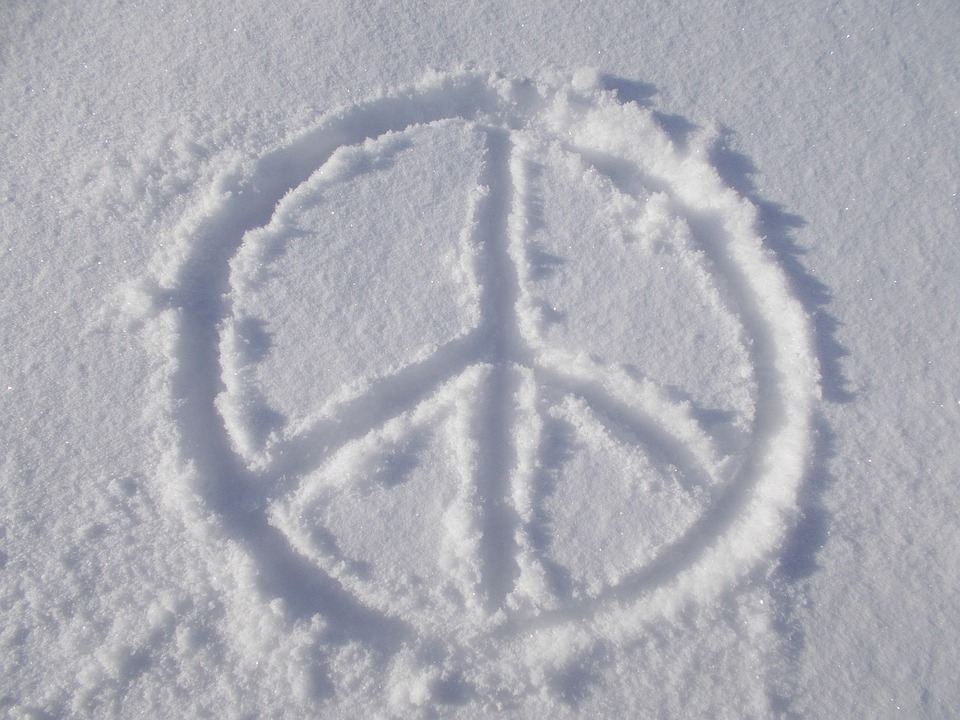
[261,329,484,484]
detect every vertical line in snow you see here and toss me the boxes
[472,127,523,611]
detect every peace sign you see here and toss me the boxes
[146,70,818,701]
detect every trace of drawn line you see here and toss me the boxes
[160,71,817,643]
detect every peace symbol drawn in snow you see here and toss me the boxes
[144,69,818,700]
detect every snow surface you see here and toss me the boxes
[1,2,959,718]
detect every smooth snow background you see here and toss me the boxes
[2,1,958,717]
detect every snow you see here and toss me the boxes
[2,2,959,718]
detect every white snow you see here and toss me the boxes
[2,3,958,718]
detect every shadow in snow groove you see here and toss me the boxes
[470,127,524,611]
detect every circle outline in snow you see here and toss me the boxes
[138,69,819,700]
